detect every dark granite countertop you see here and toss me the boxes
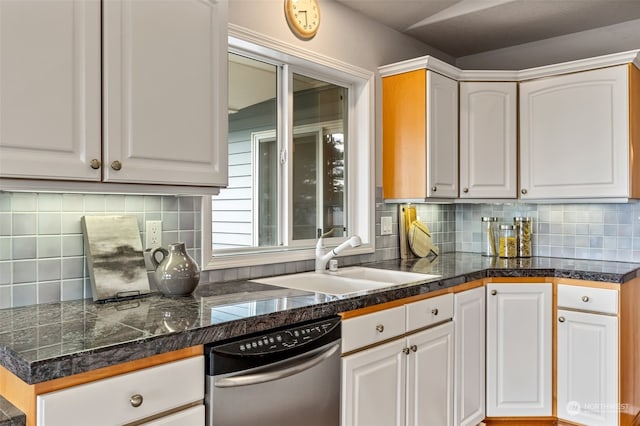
[1,253,640,391]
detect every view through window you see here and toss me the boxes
[212,53,348,252]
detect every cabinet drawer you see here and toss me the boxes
[37,356,204,426]
[406,293,454,331]
[557,284,618,314]
[342,306,405,353]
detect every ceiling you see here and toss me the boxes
[333,0,640,58]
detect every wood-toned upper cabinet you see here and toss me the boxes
[103,0,227,187]
[0,0,227,189]
[382,69,458,201]
[459,82,517,199]
[0,0,101,181]
[519,64,640,200]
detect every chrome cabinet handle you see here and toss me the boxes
[431,186,437,192]
[410,345,417,352]
[375,324,384,333]
[491,290,497,296]
[90,159,101,169]
[521,188,528,195]
[463,188,469,193]
[402,347,410,355]
[431,308,438,316]
[558,317,566,323]
[582,296,590,302]
[111,160,122,171]
[130,394,143,408]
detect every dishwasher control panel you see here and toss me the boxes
[213,316,340,356]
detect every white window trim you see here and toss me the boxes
[202,24,375,270]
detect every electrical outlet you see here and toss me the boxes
[381,216,393,235]
[145,220,162,248]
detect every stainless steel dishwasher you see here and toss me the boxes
[205,316,341,426]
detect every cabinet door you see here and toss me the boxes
[557,309,618,426]
[341,339,406,426]
[459,82,517,198]
[141,405,204,426]
[103,0,228,186]
[426,71,458,198]
[407,322,454,426]
[0,0,101,181]
[486,283,552,417]
[454,287,486,426]
[519,65,629,199]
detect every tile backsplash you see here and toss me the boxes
[455,202,640,262]
[2,189,640,308]
[0,192,201,308]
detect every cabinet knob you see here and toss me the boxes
[111,160,122,171]
[402,347,411,355]
[130,394,143,408]
[463,188,469,193]
[431,308,439,316]
[491,289,497,296]
[410,345,418,352]
[89,159,101,170]
[582,296,590,302]
[431,186,437,192]
[375,324,384,333]
[558,316,566,323]
[521,188,528,195]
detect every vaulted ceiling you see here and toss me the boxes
[334,0,640,58]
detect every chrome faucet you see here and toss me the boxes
[315,233,362,272]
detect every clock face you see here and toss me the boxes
[285,0,320,39]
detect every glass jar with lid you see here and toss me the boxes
[481,217,498,256]
[513,217,532,258]
[498,224,517,258]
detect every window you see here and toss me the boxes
[202,30,373,269]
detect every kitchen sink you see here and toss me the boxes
[251,267,441,296]
[330,266,436,284]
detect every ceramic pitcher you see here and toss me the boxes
[150,242,200,296]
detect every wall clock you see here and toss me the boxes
[284,0,320,40]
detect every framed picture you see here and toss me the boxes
[81,215,150,302]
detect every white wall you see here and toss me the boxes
[228,0,452,187]
[229,0,453,71]
[456,18,640,70]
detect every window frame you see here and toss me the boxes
[202,25,374,270]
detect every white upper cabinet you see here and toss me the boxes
[519,64,638,200]
[0,0,101,181]
[427,71,459,198]
[380,58,458,201]
[459,82,517,199]
[103,0,227,187]
[0,0,227,190]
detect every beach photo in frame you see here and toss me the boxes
[81,215,150,302]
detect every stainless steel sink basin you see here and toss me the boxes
[251,267,441,296]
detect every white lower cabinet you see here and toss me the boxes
[454,287,485,426]
[341,293,454,426]
[557,284,619,426]
[342,338,407,426]
[141,405,204,426]
[37,356,204,426]
[486,283,552,417]
[407,322,454,426]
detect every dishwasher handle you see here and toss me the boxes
[214,342,340,388]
